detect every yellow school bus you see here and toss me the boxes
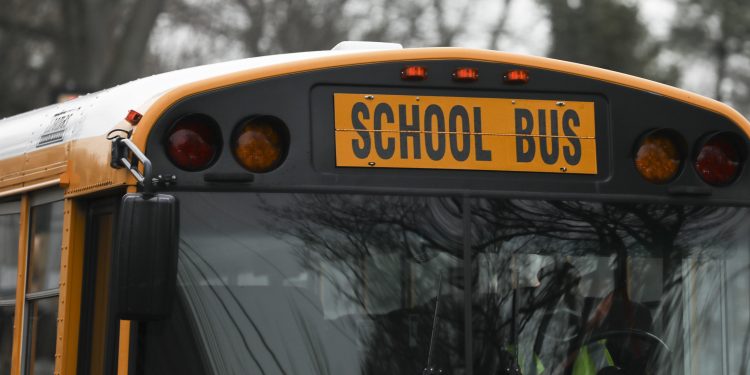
[1,41,749,375]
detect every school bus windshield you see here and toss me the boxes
[139,192,750,375]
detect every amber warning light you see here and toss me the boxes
[634,129,684,184]
[232,116,289,173]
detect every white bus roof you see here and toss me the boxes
[0,49,374,161]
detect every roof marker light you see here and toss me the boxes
[125,110,143,125]
[401,66,427,81]
[453,67,479,82]
[504,69,530,84]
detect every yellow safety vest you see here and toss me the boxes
[510,345,545,375]
[572,340,615,375]
[510,340,613,375]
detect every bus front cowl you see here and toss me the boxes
[138,55,750,206]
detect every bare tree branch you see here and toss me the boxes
[0,15,59,40]
[487,0,514,50]
[104,0,167,85]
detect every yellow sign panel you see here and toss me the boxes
[334,93,598,174]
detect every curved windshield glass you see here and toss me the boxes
[140,193,750,375]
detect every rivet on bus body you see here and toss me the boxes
[560,167,568,172]
[365,95,374,100]
[416,97,421,101]
[512,100,516,105]
[557,101,566,107]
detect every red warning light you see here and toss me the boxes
[453,67,479,82]
[166,114,222,171]
[401,66,427,81]
[695,133,744,186]
[504,69,530,84]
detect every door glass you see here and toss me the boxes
[87,212,113,374]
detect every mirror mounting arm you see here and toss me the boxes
[110,137,155,195]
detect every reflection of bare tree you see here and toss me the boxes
[472,201,737,257]
[262,195,464,312]
[261,195,466,374]
[470,200,745,375]
[260,194,748,375]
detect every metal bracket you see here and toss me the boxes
[111,137,155,194]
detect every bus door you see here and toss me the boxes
[78,197,119,375]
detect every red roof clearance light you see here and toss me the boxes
[504,69,530,84]
[125,109,143,125]
[453,67,479,82]
[694,133,745,186]
[165,114,222,171]
[401,66,427,81]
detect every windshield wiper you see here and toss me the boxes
[423,273,444,375]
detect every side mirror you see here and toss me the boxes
[114,193,179,321]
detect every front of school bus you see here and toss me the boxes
[104,45,750,375]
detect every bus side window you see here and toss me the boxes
[0,200,20,375]
[24,196,64,375]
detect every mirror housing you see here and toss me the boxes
[114,193,179,321]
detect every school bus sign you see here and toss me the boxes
[334,93,597,174]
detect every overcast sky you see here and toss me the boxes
[458,0,676,54]
[152,0,716,96]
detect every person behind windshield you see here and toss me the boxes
[580,269,656,374]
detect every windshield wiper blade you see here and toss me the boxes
[424,273,444,375]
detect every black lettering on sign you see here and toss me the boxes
[351,102,371,159]
[424,105,446,161]
[515,109,535,163]
[473,107,492,161]
[562,109,581,165]
[538,109,559,164]
[449,106,471,162]
[374,103,395,159]
[399,104,421,159]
